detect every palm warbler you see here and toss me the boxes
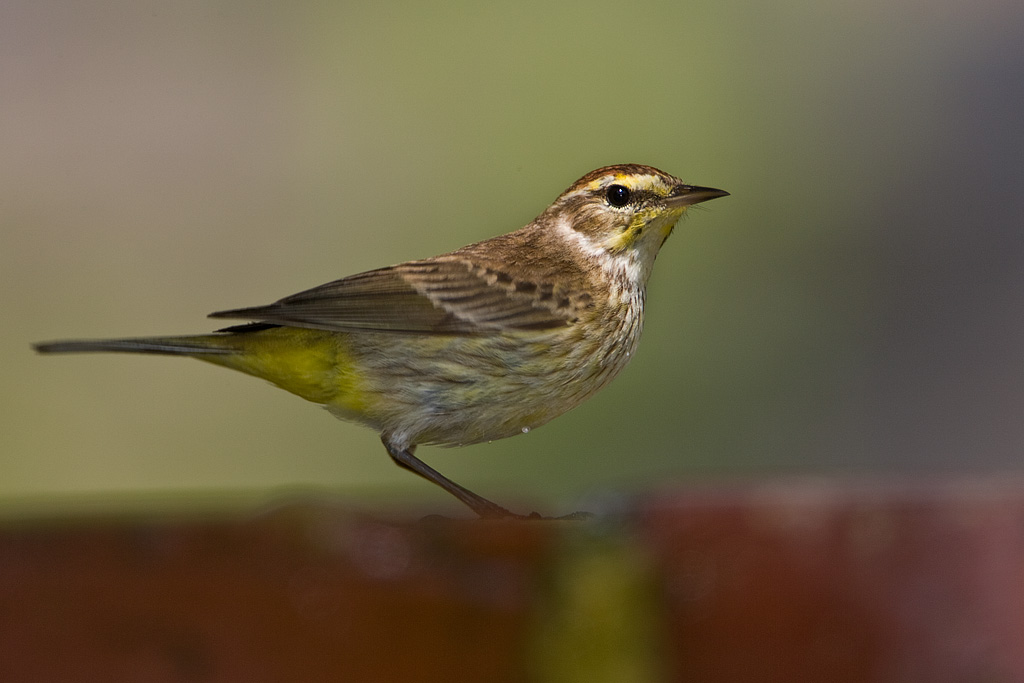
[35,164,727,518]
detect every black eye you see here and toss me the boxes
[606,184,630,208]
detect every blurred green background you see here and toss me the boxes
[3,0,1023,516]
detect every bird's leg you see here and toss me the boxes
[382,439,523,519]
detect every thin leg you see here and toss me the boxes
[382,439,521,519]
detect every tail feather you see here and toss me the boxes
[34,327,339,404]
[33,336,236,356]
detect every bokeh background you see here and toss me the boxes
[3,0,1022,516]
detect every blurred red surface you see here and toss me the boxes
[641,482,1024,682]
[0,481,1021,682]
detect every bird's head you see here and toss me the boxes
[544,164,728,283]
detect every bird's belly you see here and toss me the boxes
[327,324,639,448]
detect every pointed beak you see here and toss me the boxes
[665,184,730,208]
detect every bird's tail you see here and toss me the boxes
[33,325,340,405]
[33,335,239,356]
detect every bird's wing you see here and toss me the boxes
[208,256,580,335]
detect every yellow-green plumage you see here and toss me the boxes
[34,164,728,517]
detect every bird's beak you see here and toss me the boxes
[666,184,730,208]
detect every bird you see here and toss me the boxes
[34,164,728,518]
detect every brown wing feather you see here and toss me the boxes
[208,256,576,335]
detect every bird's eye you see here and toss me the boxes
[606,184,631,208]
